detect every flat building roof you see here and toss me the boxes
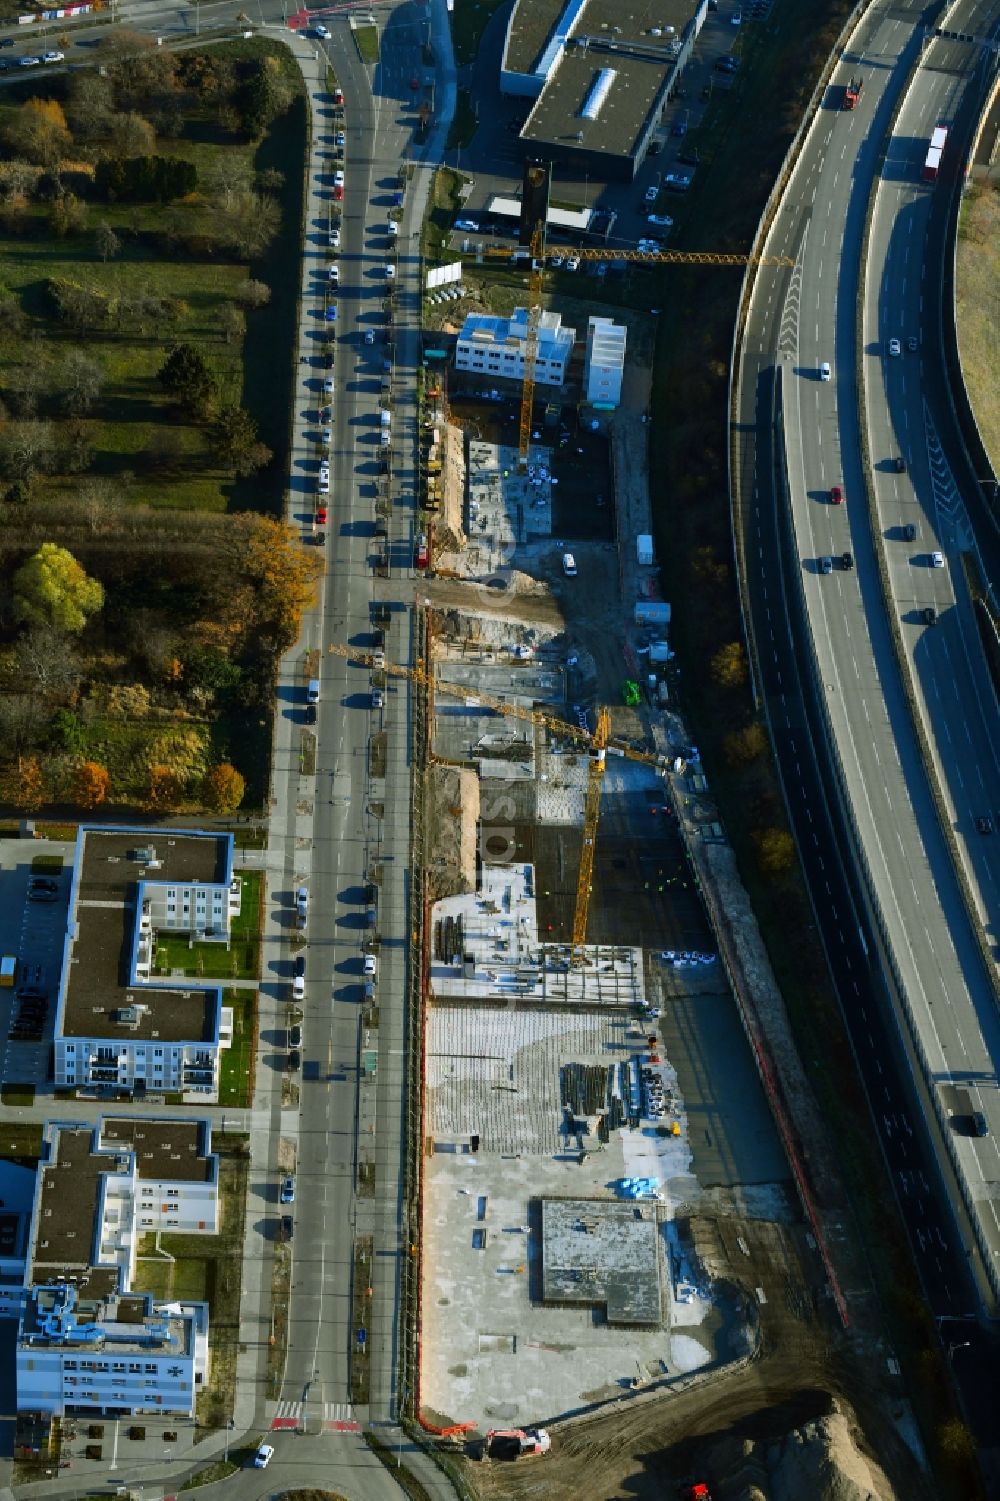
[505,0,568,77]
[100,1118,214,1184]
[540,1197,662,1325]
[524,45,674,160]
[61,829,227,1044]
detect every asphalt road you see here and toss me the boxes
[0,4,457,1500]
[862,26,1000,965]
[736,0,1000,1474]
[264,8,454,1499]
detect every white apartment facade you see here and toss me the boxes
[15,1118,217,1417]
[53,828,241,1101]
[583,315,626,408]
[455,307,575,388]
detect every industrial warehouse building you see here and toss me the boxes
[500,0,707,181]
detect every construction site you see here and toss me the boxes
[392,352,928,1501]
[369,168,933,1500]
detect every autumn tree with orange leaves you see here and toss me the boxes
[70,760,110,809]
[201,763,245,814]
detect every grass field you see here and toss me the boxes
[956,179,1000,475]
[219,989,255,1108]
[0,1120,42,1160]
[354,24,380,63]
[141,1150,248,1432]
[421,167,469,266]
[154,871,262,981]
[0,37,304,516]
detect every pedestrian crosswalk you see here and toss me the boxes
[271,1399,359,1431]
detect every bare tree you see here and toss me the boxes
[202,155,254,198]
[233,278,271,309]
[95,221,121,263]
[106,110,156,157]
[0,420,58,481]
[16,623,81,698]
[0,692,44,754]
[214,189,280,259]
[67,71,114,141]
[0,290,27,337]
[78,474,125,534]
[56,349,105,415]
[5,360,43,418]
[220,302,244,346]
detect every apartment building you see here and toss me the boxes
[583,315,626,408]
[53,828,241,1101]
[455,307,575,388]
[15,1118,217,1417]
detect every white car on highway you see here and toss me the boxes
[930,551,944,568]
[887,337,901,357]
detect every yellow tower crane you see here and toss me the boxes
[476,241,794,468]
[575,707,610,948]
[325,642,667,947]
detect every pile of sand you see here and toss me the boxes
[426,764,479,901]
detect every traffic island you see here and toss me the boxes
[351,1235,374,1405]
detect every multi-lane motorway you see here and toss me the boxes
[863,26,1000,943]
[737,0,1000,1458]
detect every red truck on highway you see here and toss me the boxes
[842,76,862,109]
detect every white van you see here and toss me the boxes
[562,552,577,577]
[306,678,320,704]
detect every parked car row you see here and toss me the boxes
[10,969,49,1041]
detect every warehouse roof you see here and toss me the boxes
[523,44,675,160]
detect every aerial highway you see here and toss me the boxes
[862,32,1000,953]
[736,0,1000,1388]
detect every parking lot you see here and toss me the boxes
[0,837,73,1089]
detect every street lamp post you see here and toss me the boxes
[223,1417,235,1462]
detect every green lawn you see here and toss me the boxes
[156,1152,247,1431]
[0,37,304,516]
[154,872,262,981]
[422,167,470,267]
[0,1114,41,1154]
[131,1258,173,1300]
[219,990,255,1108]
[354,23,380,63]
[956,180,1000,474]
